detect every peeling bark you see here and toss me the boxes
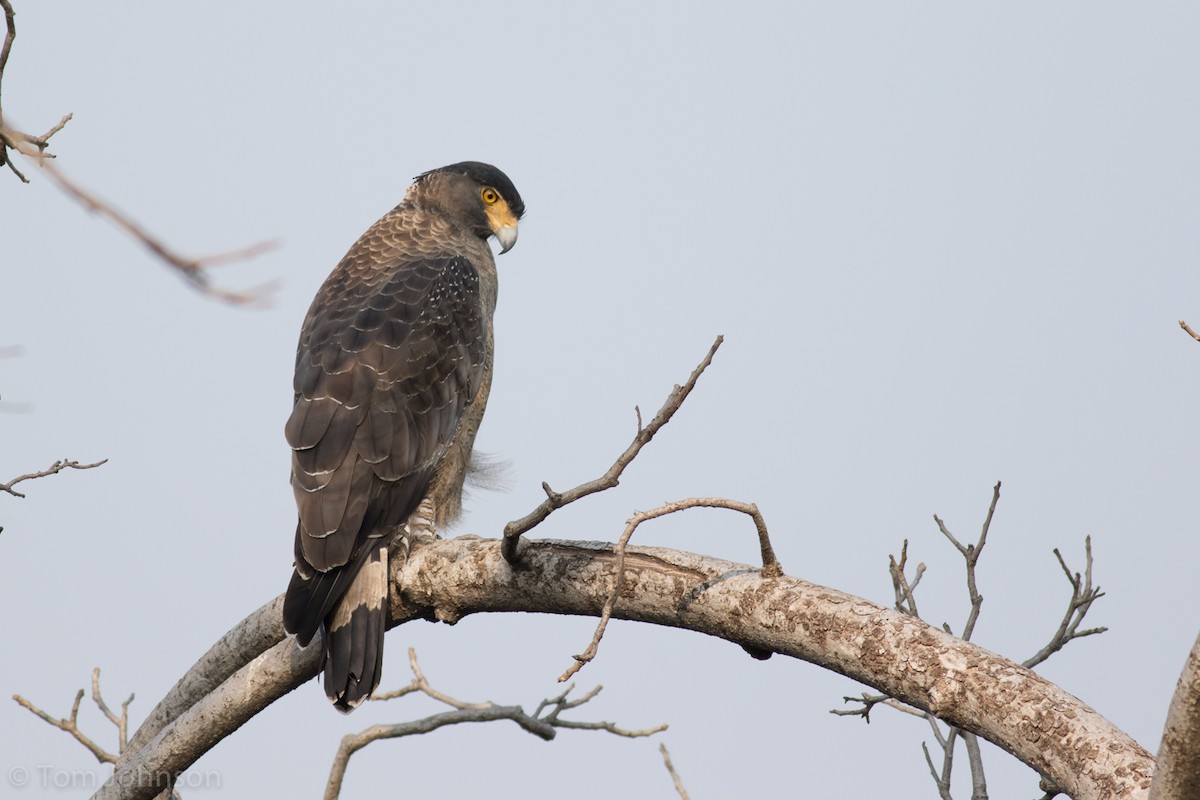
[101,538,1154,800]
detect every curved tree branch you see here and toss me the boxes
[1150,629,1200,800]
[99,537,1152,800]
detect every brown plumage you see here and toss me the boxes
[282,162,524,711]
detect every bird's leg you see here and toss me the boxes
[400,498,439,559]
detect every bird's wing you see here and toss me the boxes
[285,252,489,579]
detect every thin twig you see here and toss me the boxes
[933,481,1000,642]
[889,539,925,617]
[829,692,925,722]
[13,690,115,764]
[91,668,134,754]
[29,157,279,304]
[1,122,277,300]
[1,458,107,498]
[326,649,665,800]
[502,335,724,563]
[876,484,1099,799]
[659,743,691,800]
[0,1,68,181]
[1023,536,1106,669]
[1180,320,1200,342]
[370,648,492,710]
[962,730,989,800]
[559,496,780,682]
[0,0,15,123]
[0,2,276,303]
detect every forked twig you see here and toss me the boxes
[12,668,134,765]
[30,157,279,305]
[1,458,107,498]
[502,336,724,563]
[834,482,1106,800]
[325,648,665,799]
[889,539,925,617]
[0,1,277,304]
[1023,536,1106,669]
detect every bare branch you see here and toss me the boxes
[1150,630,1200,800]
[923,717,957,800]
[933,480,1000,642]
[24,156,279,305]
[502,335,724,562]
[0,2,276,303]
[559,496,780,682]
[1023,536,1107,670]
[1,457,107,498]
[12,668,135,772]
[1,123,278,300]
[540,684,667,737]
[1179,320,1200,342]
[848,484,1105,799]
[830,692,925,722]
[325,649,665,800]
[94,538,1152,800]
[889,539,925,617]
[0,1,69,181]
[659,744,691,800]
[370,648,492,710]
[91,668,134,754]
[0,0,15,132]
[962,730,989,800]
[922,739,953,800]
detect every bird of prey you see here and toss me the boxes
[282,162,524,711]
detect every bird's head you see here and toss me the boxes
[412,161,525,253]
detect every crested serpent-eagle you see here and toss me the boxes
[282,162,524,710]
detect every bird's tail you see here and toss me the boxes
[323,544,389,712]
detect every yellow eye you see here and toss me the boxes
[481,188,500,205]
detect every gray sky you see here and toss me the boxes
[3,2,1198,797]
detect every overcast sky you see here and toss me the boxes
[3,2,1199,797]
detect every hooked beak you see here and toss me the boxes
[494,223,518,254]
[485,200,520,254]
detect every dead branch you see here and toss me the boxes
[1023,536,1107,670]
[28,157,280,305]
[0,0,17,171]
[95,537,1152,800]
[324,648,665,800]
[370,648,491,710]
[659,743,691,800]
[921,723,956,800]
[1179,320,1200,342]
[932,480,1001,640]
[0,1,277,304]
[835,482,1108,800]
[830,692,925,722]
[1,457,107,498]
[91,668,135,755]
[0,0,71,182]
[501,335,724,562]
[560,496,781,682]
[889,538,925,617]
[1150,629,1200,800]
[12,668,133,766]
